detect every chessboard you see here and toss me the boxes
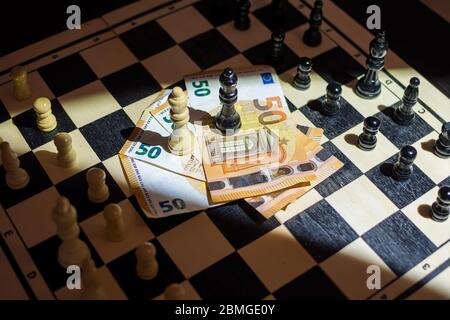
[0,0,449,300]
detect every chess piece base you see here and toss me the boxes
[58,240,91,268]
[168,129,195,156]
[303,29,322,47]
[433,140,450,159]
[293,77,311,90]
[358,135,377,151]
[88,188,110,203]
[215,111,241,134]
[37,115,57,132]
[431,202,449,222]
[356,79,381,99]
[136,262,158,280]
[391,165,412,181]
[393,109,415,126]
[6,169,30,190]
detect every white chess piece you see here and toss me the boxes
[81,259,106,300]
[168,87,195,156]
[33,97,57,132]
[52,196,91,268]
[164,283,186,300]
[0,142,29,190]
[10,66,31,101]
[135,242,158,280]
[54,132,76,168]
[103,203,127,242]
[87,168,109,203]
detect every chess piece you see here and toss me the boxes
[293,57,312,90]
[52,196,91,268]
[269,31,285,63]
[358,116,381,151]
[33,97,57,132]
[322,82,342,116]
[10,66,31,101]
[135,242,158,280]
[87,168,109,203]
[431,186,450,222]
[82,259,106,300]
[392,145,417,181]
[303,0,323,47]
[356,30,388,99]
[393,77,420,125]
[167,87,195,156]
[103,203,127,242]
[0,142,29,190]
[54,132,76,168]
[215,68,241,134]
[164,283,186,300]
[434,122,450,159]
[234,0,250,31]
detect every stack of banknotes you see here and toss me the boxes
[119,66,343,219]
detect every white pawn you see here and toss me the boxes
[0,142,29,190]
[135,242,158,280]
[10,66,31,101]
[103,203,127,242]
[52,196,91,268]
[168,87,195,156]
[33,97,57,132]
[81,259,106,300]
[87,168,109,203]
[54,132,76,168]
[164,283,186,300]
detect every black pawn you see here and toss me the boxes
[356,30,388,99]
[392,145,417,181]
[293,57,312,90]
[358,116,381,151]
[434,122,450,159]
[234,0,250,31]
[270,31,285,63]
[215,68,241,134]
[303,0,323,47]
[431,186,450,222]
[322,82,342,116]
[393,77,420,125]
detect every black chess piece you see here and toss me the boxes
[271,0,288,19]
[358,116,381,151]
[393,77,420,125]
[322,82,342,116]
[293,57,312,90]
[356,30,388,99]
[234,0,251,31]
[392,145,417,181]
[433,122,450,159]
[215,68,241,134]
[303,0,323,47]
[270,31,285,63]
[431,186,450,222]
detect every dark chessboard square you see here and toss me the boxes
[190,252,268,299]
[107,239,184,300]
[129,196,202,237]
[376,105,434,149]
[55,163,126,221]
[101,63,161,107]
[29,231,103,292]
[314,141,363,198]
[365,154,436,209]
[0,152,52,209]
[285,199,358,263]
[0,99,10,123]
[206,201,280,249]
[362,211,436,276]
[439,176,450,188]
[312,47,365,85]
[120,20,175,60]
[39,53,97,96]
[253,1,308,33]
[165,79,186,91]
[299,96,364,140]
[80,109,134,161]
[13,99,76,149]
[274,266,346,300]
[180,29,238,70]
[243,40,299,74]
[193,0,235,26]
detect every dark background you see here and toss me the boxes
[1,0,449,97]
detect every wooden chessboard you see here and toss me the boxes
[0,0,449,300]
